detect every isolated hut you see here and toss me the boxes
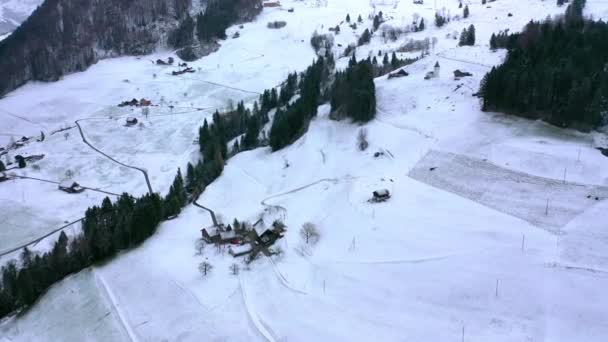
[126,117,138,126]
[372,189,391,202]
[58,181,85,194]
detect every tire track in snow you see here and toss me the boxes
[267,256,307,295]
[94,270,140,342]
[239,276,279,342]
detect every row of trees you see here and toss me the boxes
[480,0,608,130]
[269,56,333,150]
[0,190,166,316]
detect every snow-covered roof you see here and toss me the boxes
[229,245,251,254]
[59,180,78,188]
[219,230,236,239]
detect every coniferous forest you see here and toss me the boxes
[480,0,608,130]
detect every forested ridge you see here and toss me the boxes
[0,0,262,96]
[480,0,608,131]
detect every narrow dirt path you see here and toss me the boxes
[193,199,218,226]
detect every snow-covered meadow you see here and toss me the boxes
[1,0,608,341]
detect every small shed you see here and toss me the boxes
[59,181,85,194]
[372,189,391,202]
[388,69,409,79]
[126,117,138,126]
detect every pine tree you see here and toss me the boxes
[391,52,399,69]
[0,159,5,171]
[357,15,363,23]
[490,33,497,50]
[382,53,389,65]
[418,18,425,31]
[346,14,351,22]
[459,28,468,46]
[464,5,470,18]
[467,24,476,45]
[358,29,371,45]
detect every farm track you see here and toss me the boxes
[10,174,121,197]
[0,218,84,257]
[75,119,153,194]
[94,270,139,342]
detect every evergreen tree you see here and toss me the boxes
[0,159,4,171]
[358,29,371,45]
[390,52,399,69]
[346,14,351,22]
[467,24,476,45]
[464,5,470,18]
[418,18,425,31]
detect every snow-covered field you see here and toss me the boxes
[1,0,608,341]
[0,0,41,35]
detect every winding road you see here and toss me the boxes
[75,119,153,194]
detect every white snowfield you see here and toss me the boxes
[0,0,41,35]
[1,0,608,341]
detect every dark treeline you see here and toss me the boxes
[0,191,166,317]
[331,56,376,122]
[480,0,608,130]
[269,56,334,151]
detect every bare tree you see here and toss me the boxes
[65,169,74,179]
[194,239,206,255]
[300,222,320,245]
[357,128,369,151]
[198,261,213,276]
[229,263,240,276]
[271,246,284,260]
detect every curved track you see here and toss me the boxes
[75,119,153,194]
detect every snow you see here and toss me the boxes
[0,0,42,35]
[1,0,608,341]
